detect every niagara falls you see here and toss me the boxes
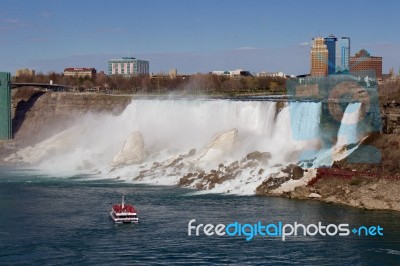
[3,98,367,196]
[2,0,400,264]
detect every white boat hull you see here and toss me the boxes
[110,211,139,224]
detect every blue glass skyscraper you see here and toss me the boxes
[336,37,350,74]
[324,35,337,75]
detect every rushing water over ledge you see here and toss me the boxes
[5,98,368,195]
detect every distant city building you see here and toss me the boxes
[257,71,292,78]
[350,49,382,80]
[311,35,351,75]
[211,69,251,77]
[324,35,337,75]
[108,57,149,77]
[151,69,189,79]
[16,68,35,77]
[310,37,328,76]
[169,68,177,79]
[336,37,350,73]
[64,68,97,78]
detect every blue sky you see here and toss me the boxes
[1,0,399,75]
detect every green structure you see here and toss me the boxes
[0,72,12,139]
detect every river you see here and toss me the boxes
[1,168,399,265]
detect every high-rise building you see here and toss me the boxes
[310,37,328,76]
[108,57,149,77]
[350,49,382,80]
[324,35,337,75]
[336,37,350,74]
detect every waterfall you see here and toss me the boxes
[336,102,362,147]
[288,101,321,141]
[6,99,366,194]
[312,102,362,167]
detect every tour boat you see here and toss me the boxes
[110,195,139,224]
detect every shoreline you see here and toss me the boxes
[1,154,400,212]
[257,175,400,212]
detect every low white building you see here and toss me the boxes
[257,71,289,78]
[211,69,251,77]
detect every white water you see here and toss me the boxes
[5,99,363,195]
[336,102,362,147]
[312,102,362,167]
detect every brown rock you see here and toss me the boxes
[246,151,271,164]
[188,148,196,156]
[226,161,239,173]
[292,166,304,180]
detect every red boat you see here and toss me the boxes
[110,195,138,224]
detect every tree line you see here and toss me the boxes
[13,71,400,102]
[13,72,287,95]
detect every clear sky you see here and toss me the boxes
[1,0,399,75]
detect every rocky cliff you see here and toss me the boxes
[382,103,400,134]
[11,89,132,146]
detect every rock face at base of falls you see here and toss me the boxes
[111,131,145,166]
[179,151,273,190]
[246,151,271,164]
[204,128,237,151]
[197,128,238,161]
[5,126,84,165]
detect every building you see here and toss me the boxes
[323,35,351,75]
[108,57,149,77]
[312,35,351,75]
[169,68,177,79]
[64,68,97,78]
[310,37,328,76]
[324,35,337,75]
[16,68,35,77]
[336,37,350,73]
[150,69,189,80]
[257,71,293,78]
[350,49,382,80]
[211,69,252,77]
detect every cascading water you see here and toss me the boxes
[336,102,362,147]
[5,99,366,194]
[312,102,363,167]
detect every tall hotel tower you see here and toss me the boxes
[324,35,337,75]
[336,37,350,73]
[310,37,328,76]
